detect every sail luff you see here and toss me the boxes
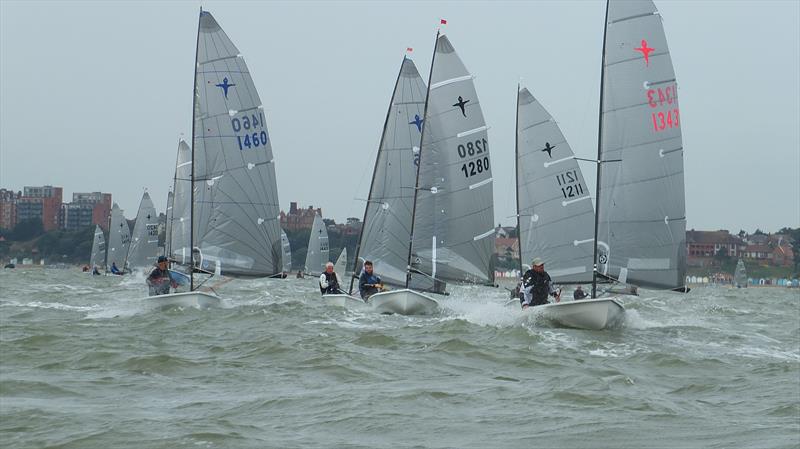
[189,8,202,291]
[515,85,522,276]
[592,0,611,299]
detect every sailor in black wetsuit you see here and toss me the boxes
[319,262,343,295]
[573,285,588,300]
[147,256,177,296]
[521,258,560,309]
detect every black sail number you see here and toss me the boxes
[461,157,490,178]
[457,138,487,159]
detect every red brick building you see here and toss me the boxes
[17,186,63,231]
[0,189,19,230]
[686,229,745,267]
[280,202,322,231]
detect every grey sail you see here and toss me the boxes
[106,203,131,270]
[334,247,347,281]
[734,259,747,288]
[516,87,595,283]
[125,192,159,270]
[170,139,192,264]
[89,225,106,270]
[351,57,427,292]
[281,229,292,273]
[596,0,686,289]
[304,213,329,276]
[409,34,495,293]
[164,190,174,257]
[193,10,282,277]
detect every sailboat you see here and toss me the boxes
[89,225,105,275]
[734,258,747,288]
[280,229,292,275]
[148,9,283,307]
[323,247,364,306]
[106,203,131,274]
[514,86,624,330]
[123,191,159,272]
[304,213,329,277]
[351,31,495,315]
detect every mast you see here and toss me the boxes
[591,0,610,299]
[514,84,522,276]
[349,56,407,295]
[189,8,201,291]
[405,30,440,289]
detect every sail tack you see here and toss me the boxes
[125,192,159,270]
[192,10,282,277]
[596,0,686,289]
[516,87,595,283]
[409,34,495,292]
[353,57,427,290]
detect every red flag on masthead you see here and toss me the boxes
[406,47,413,53]
[440,19,447,25]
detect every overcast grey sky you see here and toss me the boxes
[1,0,798,233]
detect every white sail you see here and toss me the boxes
[89,225,105,270]
[164,190,174,258]
[334,247,347,281]
[170,139,192,265]
[106,203,131,271]
[125,192,159,270]
[192,10,282,277]
[351,57,427,292]
[734,259,747,288]
[516,87,595,283]
[409,33,495,293]
[304,213,329,276]
[595,0,686,290]
[281,229,292,273]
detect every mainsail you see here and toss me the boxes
[594,0,686,290]
[89,225,105,270]
[408,33,495,293]
[516,87,595,283]
[280,229,292,273]
[192,10,282,277]
[350,57,427,292]
[734,259,747,288]
[106,203,131,270]
[124,192,159,270]
[169,139,192,264]
[304,213,329,276]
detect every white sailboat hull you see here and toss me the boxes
[322,293,365,308]
[525,298,625,330]
[143,291,221,309]
[368,289,438,315]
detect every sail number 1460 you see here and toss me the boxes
[231,112,268,150]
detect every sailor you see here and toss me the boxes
[146,256,177,296]
[359,260,384,300]
[573,285,588,300]
[110,261,122,275]
[521,257,560,309]
[92,265,101,276]
[296,270,304,279]
[319,262,343,295]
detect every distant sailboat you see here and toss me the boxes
[304,213,329,277]
[124,191,159,271]
[280,229,292,274]
[164,190,174,257]
[150,9,282,306]
[168,139,192,265]
[106,203,131,273]
[89,225,105,274]
[734,259,747,288]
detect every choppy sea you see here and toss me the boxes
[1,268,798,448]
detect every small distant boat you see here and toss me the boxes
[3,263,14,269]
[320,248,362,304]
[106,203,131,274]
[123,191,159,272]
[304,213,329,277]
[88,225,105,275]
[734,258,747,288]
[280,229,292,275]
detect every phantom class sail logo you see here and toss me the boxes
[453,96,470,117]
[215,77,236,98]
[634,39,655,67]
[409,114,423,132]
[540,142,556,158]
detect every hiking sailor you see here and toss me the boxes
[573,285,588,300]
[520,257,560,309]
[319,261,343,295]
[358,260,384,300]
[146,256,177,296]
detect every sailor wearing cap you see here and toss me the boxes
[146,255,177,296]
[520,257,560,309]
